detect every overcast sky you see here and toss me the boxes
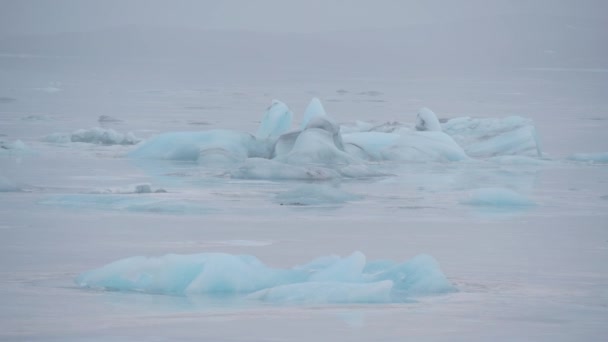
[1,0,606,36]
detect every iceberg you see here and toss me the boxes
[76,251,455,304]
[126,98,546,183]
[442,116,542,158]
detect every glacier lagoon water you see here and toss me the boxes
[1,69,608,341]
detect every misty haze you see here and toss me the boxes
[1,1,607,341]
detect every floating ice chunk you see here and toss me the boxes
[89,183,167,194]
[98,115,123,123]
[0,175,20,192]
[460,187,536,207]
[0,139,35,156]
[276,184,362,206]
[301,97,328,130]
[71,128,139,145]
[45,128,140,145]
[229,158,338,180]
[130,130,269,163]
[415,108,442,132]
[43,133,71,144]
[41,195,210,215]
[567,152,608,164]
[343,131,468,162]
[369,254,455,296]
[21,114,51,121]
[443,116,542,157]
[256,100,293,139]
[487,155,549,165]
[76,251,455,304]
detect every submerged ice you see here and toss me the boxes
[76,251,455,304]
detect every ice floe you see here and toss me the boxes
[76,251,455,304]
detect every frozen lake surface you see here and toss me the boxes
[1,64,608,341]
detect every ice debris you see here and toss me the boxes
[567,152,608,164]
[40,195,209,215]
[89,183,167,194]
[76,251,455,304]
[0,175,20,192]
[0,139,35,156]
[276,184,362,206]
[460,187,536,207]
[45,128,140,145]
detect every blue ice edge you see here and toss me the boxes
[75,252,456,304]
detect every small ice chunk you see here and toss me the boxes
[0,139,35,156]
[229,158,338,181]
[0,175,20,192]
[98,115,123,123]
[276,184,362,206]
[567,152,608,164]
[71,127,140,145]
[460,187,536,207]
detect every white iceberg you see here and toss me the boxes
[76,251,455,303]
